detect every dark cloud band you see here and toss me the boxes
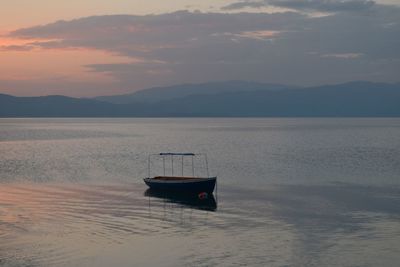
[222,0,375,12]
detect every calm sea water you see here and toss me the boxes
[0,118,399,266]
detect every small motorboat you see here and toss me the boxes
[143,153,217,194]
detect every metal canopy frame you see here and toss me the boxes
[147,153,210,178]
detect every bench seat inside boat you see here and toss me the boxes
[152,176,204,180]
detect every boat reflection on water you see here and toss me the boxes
[144,189,217,212]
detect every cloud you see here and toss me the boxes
[0,45,34,51]
[222,0,375,12]
[221,1,266,10]
[9,11,305,65]
[321,53,364,59]
[5,6,400,95]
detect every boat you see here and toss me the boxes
[143,153,217,194]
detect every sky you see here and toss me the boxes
[0,0,399,97]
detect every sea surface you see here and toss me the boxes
[0,118,399,266]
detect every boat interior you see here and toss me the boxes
[152,176,204,180]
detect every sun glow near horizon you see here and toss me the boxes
[0,35,135,96]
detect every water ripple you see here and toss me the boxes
[1,182,400,266]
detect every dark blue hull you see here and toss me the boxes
[144,189,217,211]
[143,177,216,193]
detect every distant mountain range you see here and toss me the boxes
[1,81,400,117]
[94,81,292,104]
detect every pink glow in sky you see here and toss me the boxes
[1,0,399,97]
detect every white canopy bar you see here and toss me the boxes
[159,153,195,156]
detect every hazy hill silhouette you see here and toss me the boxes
[94,81,291,104]
[0,94,124,117]
[1,81,399,117]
